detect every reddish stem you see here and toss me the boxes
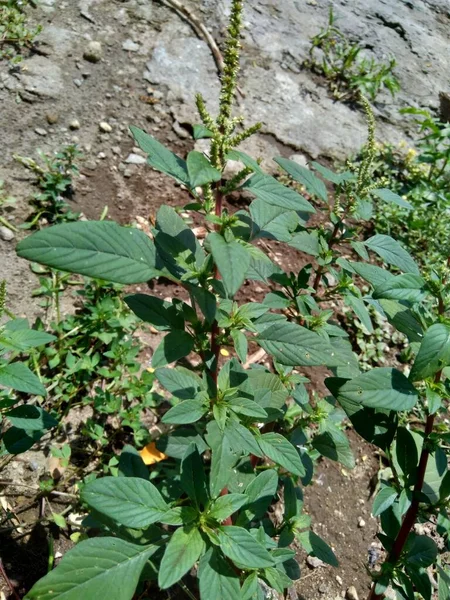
[0,559,20,600]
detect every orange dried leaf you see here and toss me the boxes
[139,441,167,465]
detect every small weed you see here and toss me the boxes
[305,7,400,103]
[14,145,82,228]
[0,0,41,66]
[0,179,18,232]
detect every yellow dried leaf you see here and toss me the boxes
[140,442,167,465]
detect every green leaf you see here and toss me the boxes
[118,445,148,480]
[364,234,419,274]
[241,572,259,600]
[151,331,195,368]
[395,427,418,479]
[0,328,55,352]
[371,188,413,210]
[205,421,237,498]
[378,299,423,343]
[372,486,397,517]
[228,397,268,420]
[6,405,57,431]
[16,222,159,284]
[410,323,450,382]
[209,494,248,521]
[193,124,214,140]
[218,526,274,568]
[326,368,418,411]
[275,157,328,202]
[180,443,209,509]
[258,433,305,477]
[224,420,263,458]
[25,537,158,600]
[124,294,184,331]
[373,274,427,303]
[407,567,432,600]
[2,427,44,455]
[226,149,264,174]
[155,366,203,399]
[198,547,241,600]
[81,476,169,528]
[344,295,373,333]
[187,151,222,188]
[296,530,338,567]
[239,470,279,523]
[405,535,438,568]
[156,427,208,459]
[312,424,355,469]
[186,284,216,323]
[130,125,190,185]
[312,162,353,185]
[162,398,208,424]
[288,231,320,256]
[242,173,315,213]
[249,199,299,242]
[0,363,46,396]
[158,525,204,589]
[209,233,251,297]
[231,330,248,364]
[343,260,395,287]
[257,321,346,368]
[159,506,198,526]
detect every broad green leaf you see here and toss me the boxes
[373,274,427,303]
[25,537,158,600]
[296,530,338,567]
[187,151,221,188]
[151,330,195,368]
[241,572,259,600]
[258,433,305,477]
[159,506,198,526]
[6,405,57,431]
[209,233,251,297]
[364,234,419,274]
[156,427,208,459]
[218,526,274,568]
[312,162,353,185]
[155,366,204,399]
[205,422,237,498]
[372,486,397,517]
[193,124,214,140]
[130,125,190,185]
[239,470,278,523]
[224,420,263,458]
[226,149,264,174]
[158,525,204,589]
[198,547,241,600]
[162,398,208,424]
[17,222,159,284]
[405,535,438,568]
[124,294,184,331]
[0,328,55,352]
[378,299,423,342]
[344,295,373,333]
[0,362,46,396]
[275,157,327,202]
[395,427,418,479]
[209,493,248,521]
[81,476,169,528]
[410,323,450,382]
[231,330,248,364]
[249,199,299,242]
[3,427,44,455]
[242,173,315,213]
[288,231,320,256]
[228,397,268,420]
[257,321,346,368]
[180,443,209,509]
[343,260,395,287]
[371,188,413,210]
[407,567,432,600]
[186,284,216,323]
[326,368,418,411]
[312,424,355,469]
[118,445,148,480]
[438,566,450,600]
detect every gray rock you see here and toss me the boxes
[346,586,359,600]
[125,153,146,165]
[172,120,189,139]
[73,78,83,87]
[19,56,64,99]
[46,113,59,124]
[122,39,140,52]
[83,40,103,63]
[36,26,76,56]
[69,119,81,130]
[0,226,15,242]
[35,128,48,136]
[99,122,113,133]
[306,556,324,569]
[358,517,366,528]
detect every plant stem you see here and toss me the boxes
[312,221,341,292]
[0,559,21,600]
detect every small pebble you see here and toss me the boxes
[346,586,359,600]
[0,226,15,241]
[73,78,83,87]
[306,556,324,569]
[172,120,189,139]
[46,113,59,124]
[125,153,146,165]
[99,121,112,133]
[84,160,97,171]
[122,39,140,52]
[35,127,47,136]
[358,517,366,528]
[336,575,343,586]
[318,583,327,594]
[83,40,103,63]
[69,119,80,130]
